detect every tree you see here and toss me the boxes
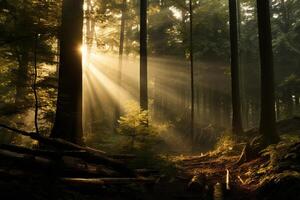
[189,0,195,141]
[51,0,84,144]
[0,1,36,106]
[140,0,148,112]
[0,0,58,112]
[115,0,127,126]
[256,0,279,145]
[229,0,243,135]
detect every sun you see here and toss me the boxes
[79,44,88,67]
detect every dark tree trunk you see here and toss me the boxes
[229,0,243,135]
[256,0,279,145]
[140,0,148,111]
[189,0,195,142]
[51,0,84,144]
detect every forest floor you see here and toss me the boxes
[169,117,300,200]
[0,118,300,200]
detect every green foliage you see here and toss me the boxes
[117,101,165,151]
[0,0,60,141]
[0,0,300,148]
[118,102,152,136]
[214,132,236,153]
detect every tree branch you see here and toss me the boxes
[32,31,39,134]
[0,123,35,136]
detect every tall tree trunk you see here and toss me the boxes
[189,0,195,142]
[229,0,243,135]
[115,0,126,126]
[256,0,279,145]
[140,0,148,111]
[51,0,84,144]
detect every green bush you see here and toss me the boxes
[117,101,170,152]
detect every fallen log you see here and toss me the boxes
[0,149,121,177]
[0,149,53,169]
[0,124,135,176]
[60,177,156,186]
[0,144,86,159]
[0,144,135,161]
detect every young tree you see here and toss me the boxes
[229,0,243,135]
[256,0,279,145]
[140,0,148,111]
[51,0,84,144]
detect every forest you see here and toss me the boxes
[0,0,300,199]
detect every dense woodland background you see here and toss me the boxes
[0,0,300,200]
[0,0,299,151]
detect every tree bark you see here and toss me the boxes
[115,0,127,126]
[256,0,279,145]
[51,0,84,144]
[229,0,243,135]
[189,0,195,142]
[61,177,155,186]
[140,0,148,111]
